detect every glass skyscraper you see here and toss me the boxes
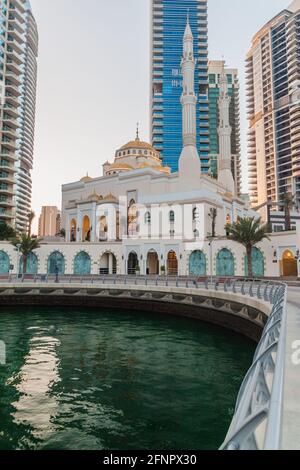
[150,0,209,172]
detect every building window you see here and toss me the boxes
[169,210,175,223]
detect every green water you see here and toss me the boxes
[0,307,255,450]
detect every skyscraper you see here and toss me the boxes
[16,4,38,233]
[208,60,241,195]
[150,0,209,172]
[246,0,300,207]
[0,0,38,230]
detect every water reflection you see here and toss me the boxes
[0,308,255,450]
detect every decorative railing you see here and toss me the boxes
[220,281,287,450]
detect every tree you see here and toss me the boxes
[11,234,42,274]
[27,210,35,237]
[56,228,66,238]
[279,193,295,232]
[226,217,270,278]
[0,222,16,241]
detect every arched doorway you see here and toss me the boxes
[216,249,234,277]
[70,219,77,242]
[282,250,297,277]
[167,250,178,276]
[74,252,91,275]
[99,216,108,241]
[19,252,38,274]
[147,250,159,275]
[100,252,117,275]
[128,252,139,275]
[189,250,206,276]
[128,199,137,236]
[244,247,265,278]
[82,216,91,242]
[47,252,65,275]
[0,250,9,274]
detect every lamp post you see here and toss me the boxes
[207,236,214,286]
[16,243,21,279]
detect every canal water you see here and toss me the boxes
[0,307,255,450]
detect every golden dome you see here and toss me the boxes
[108,163,133,171]
[80,175,93,183]
[156,166,171,174]
[120,137,158,153]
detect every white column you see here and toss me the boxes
[109,253,114,275]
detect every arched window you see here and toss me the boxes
[128,199,137,236]
[128,252,139,275]
[70,219,77,242]
[169,210,175,223]
[47,252,65,275]
[244,248,265,278]
[216,249,234,277]
[19,252,38,274]
[145,211,151,224]
[0,250,9,274]
[189,251,206,276]
[82,215,91,242]
[74,251,91,275]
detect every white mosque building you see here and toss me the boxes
[0,18,299,278]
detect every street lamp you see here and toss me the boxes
[207,235,214,286]
[16,243,21,279]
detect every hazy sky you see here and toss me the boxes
[30,0,289,227]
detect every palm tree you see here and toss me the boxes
[226,217,270,278]
[27,210,35,237]
[11,234,42,274]
[279,193,294,232]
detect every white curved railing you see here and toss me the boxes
[220,282,287,450]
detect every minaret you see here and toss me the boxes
[178,15,201,182]
[218,63,235,195]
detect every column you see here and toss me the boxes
[109,253,114,275]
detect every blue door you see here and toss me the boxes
[74,252,91,275]
[0,251,9,274]
[19,252,38,274]
[189,251,206,276]
[48,252,65,275]
[244,248,264,277]
[216,249,234,277]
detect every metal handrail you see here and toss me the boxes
[220,281,287,450]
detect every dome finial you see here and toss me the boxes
[136,122,140,141]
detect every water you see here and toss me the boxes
[0,307,255,450]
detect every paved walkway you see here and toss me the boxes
[282,286,300,450]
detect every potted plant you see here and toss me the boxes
[135,265,140,275]
[160,265,166,276]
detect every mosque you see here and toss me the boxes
[0,18,299,278]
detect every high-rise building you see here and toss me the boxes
[150,0,209,173]
[16,4,38,233]
[246,0,300,207]
[38,206,61,237]
[208,60,241,195]
[0,0,38,230]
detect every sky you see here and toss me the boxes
[29,0,290,230]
